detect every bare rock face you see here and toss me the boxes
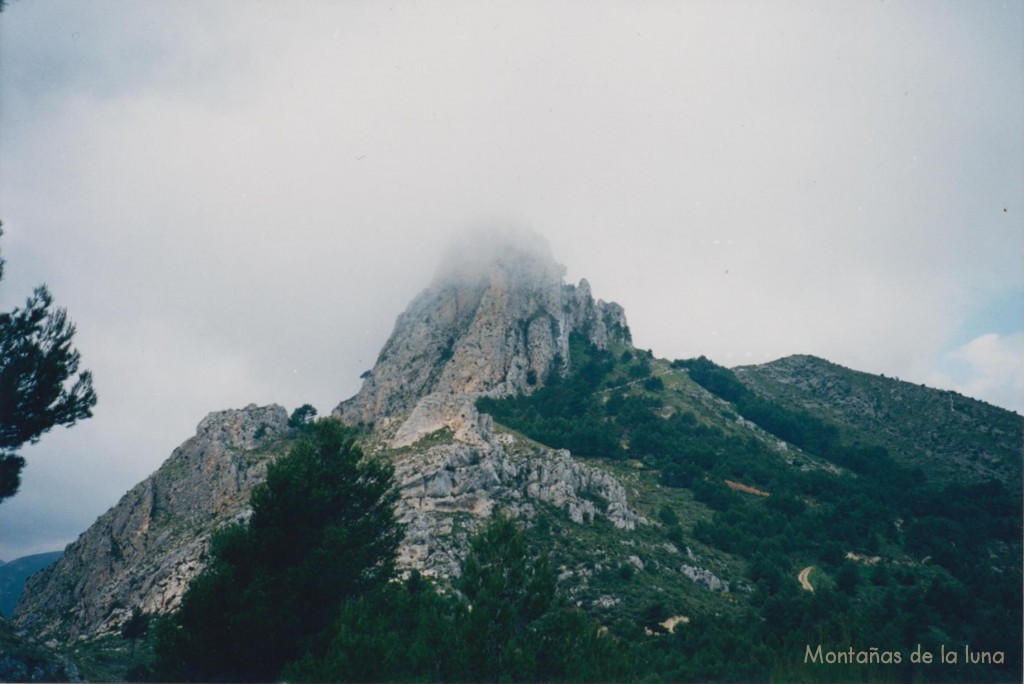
[13,230,649,646]
[332,230,645,579]
[334,230,630,447]
[390,420,646,579]
[681,563,729,592]
[12,405,288,642]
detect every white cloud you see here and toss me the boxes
[0,0,1021,559]
[928,333,1024,414]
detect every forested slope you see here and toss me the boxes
[477,339,1022,681]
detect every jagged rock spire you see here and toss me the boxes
[12,231,648,642]
[333,228,630,446]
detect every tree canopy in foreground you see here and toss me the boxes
[0,224,97,503]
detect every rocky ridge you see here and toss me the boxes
[13,405,289,642]
[335,232,630,447]
[333,232,644,575]
[14,233,654,644]
[11,230,1021,680]
[734,354,1023,487]
[387,416,646,579]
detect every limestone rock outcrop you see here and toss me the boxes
[681,563,729,592]
[14,230,650,645]
[334,230,630,446]
[329,231,644,577]
[391,422,646,579]
[13,405,289,642]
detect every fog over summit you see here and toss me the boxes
[0,0,1019,563]
[433,226,566,287]
[335,227,630,447]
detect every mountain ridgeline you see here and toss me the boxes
[10,232,1022,682]
[0,552,61,619]
[334,230,630,446]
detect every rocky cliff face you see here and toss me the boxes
[335,232,630,446]
[387,415,646,579]
[14,231,651,645]
[335,231,644,576]
[13,405,289,642]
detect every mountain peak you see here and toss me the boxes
[432,226,566,288]
[13,404,289,641]
[334,228,630,446]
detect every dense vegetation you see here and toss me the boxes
[122,340,1021,682]
[735,354,1023,488]
[478,338,1022,682]
[284,515,629,683]
[144,420,627,682]
[151,420,402,681]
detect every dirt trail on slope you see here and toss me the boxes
[597,368,673,396]
[724,480,771,497]
[798,566,815,592]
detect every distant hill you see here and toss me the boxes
[734,354,1022,488]
[11,232,1023,681]
[0,551,62,618]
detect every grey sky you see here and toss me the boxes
[1,0,1021,560]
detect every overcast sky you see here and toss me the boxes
[1,0,1021,560]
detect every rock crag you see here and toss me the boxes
[14,230,652,645]
[390,420,646,579]
[331,231,644,575]
[335,230,630,446]
[13,405,289,642]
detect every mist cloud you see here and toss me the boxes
[0,0,1020,559]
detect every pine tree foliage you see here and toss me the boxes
[283,573,466,682]
[282,514,631,683]
[0,224,97,502]
[456,515,630,682]
[153,419,401,682]
[458,514,558,679]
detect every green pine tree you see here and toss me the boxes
[456,514,630,682]
[0,223,97,502]
[153,419,401,682]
